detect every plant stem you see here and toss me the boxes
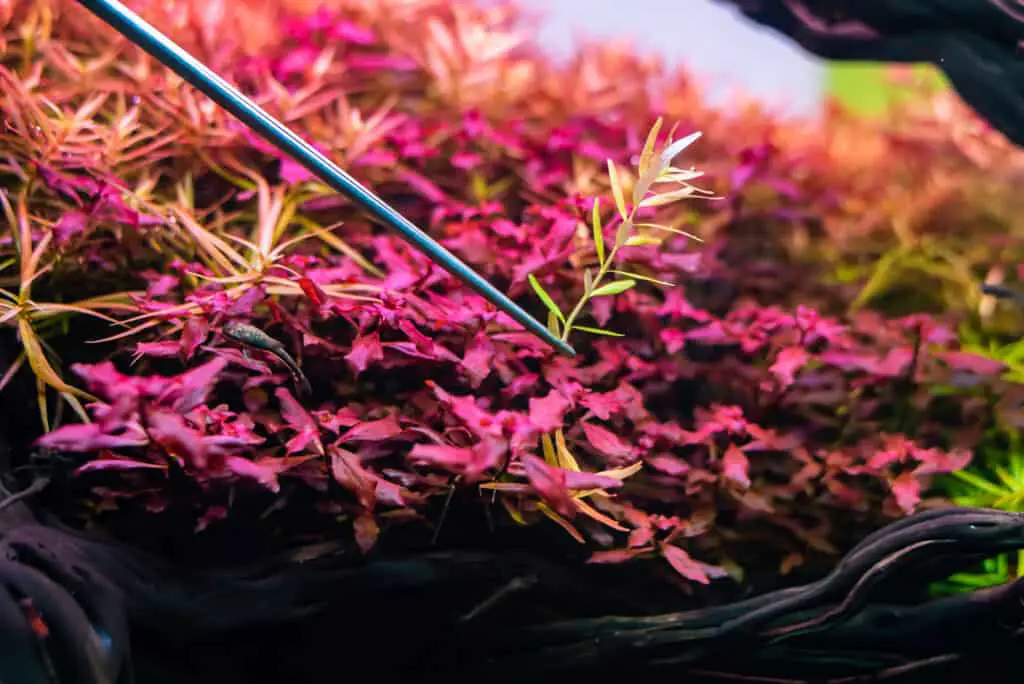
[559,211,634,342]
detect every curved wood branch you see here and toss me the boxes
[0,501,1022,683]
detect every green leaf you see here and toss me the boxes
[575,325,624,337]
[624,235,662,247]
[614,219,633,249]
[547,309,561,336]
[591,279,636,297]
[591,198,605,264]
[611,269,675,287]
[952,469,1005,496]
[529,273,565,322]
[541,433,558,466]
[607,160,628,220]
[583,268,594,294]
[470,173,489,201]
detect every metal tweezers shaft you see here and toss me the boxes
[75,0,575,357]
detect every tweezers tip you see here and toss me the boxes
[550,338,576,358]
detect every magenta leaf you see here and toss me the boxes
[579,390,622,420]
[461,333,495,387]
[722,444,751,489]
[936,350,1007,376]
[769,346,809,389]
[132,341,181,359]
[628,527,656,548]
[353,514,380,554]
[37,422,148,452]
[660,544,711,584]
[146,412,246,471]
[340,415,403,443]
[224,456,283,493]
[275,388,321,454]
[409,439,504,482]
[520,454,576,517]
[528,390,570,433]
[74,458,166,475]
[587,548,651,564]
[889,472,922,514]
[581,422,633,462]
[329,446,377,510]
[346,332,384,375]
[520,454,622,518]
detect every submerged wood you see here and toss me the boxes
[0,496,1022,683]
[719,0,1024,148]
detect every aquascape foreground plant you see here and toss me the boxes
[2,0,1020,590]
[504,119,714,557]
[926,284,1024,594]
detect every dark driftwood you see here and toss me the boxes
[1,490,1023,683]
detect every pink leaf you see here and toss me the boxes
[179,318,209,360]
[645,454,690,477]
[280,158,315,185]
[223,456,282,493]
[409,444,474,469]
[521,454,622,518]
[580,391,622,420]
[461,333,495,387]
[890,472,921,514]
[146,412,246,471]
[165,358,228,413]
[296,277,328,307]
[661,544,710,584]
[587,548,650,564]
[353,514,379,553]
[52,210,90,244]
[937,351,1007,376]
[346,332,384,375]
[913,448,972,476]
[340,415,403,443]
[132,341,180,359]
[874,347,915,377]
[329,446,377,510]
[74,458,166,475]
[427,382,503,439]
[628,527,656,548]
[195,506,228,533]
[275,388,321,454]
[37,422,149,452]
[660,328,687,353]
[70,361,133,400]
[520,454,575,517]
[581,422,633,461]
[722,444,751,489]
[528,390,570,433]
[562,468,624,491]
[769,346,809,389]
[409,440,504,482]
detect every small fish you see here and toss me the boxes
[981,283,1024,305]
[222,321,312,396]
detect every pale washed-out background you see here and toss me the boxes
[518,0,824,115]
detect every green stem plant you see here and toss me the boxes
[527,117,713,343]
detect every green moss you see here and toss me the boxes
[825,62,947,116]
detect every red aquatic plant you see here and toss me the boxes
[1,0,1022,584]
